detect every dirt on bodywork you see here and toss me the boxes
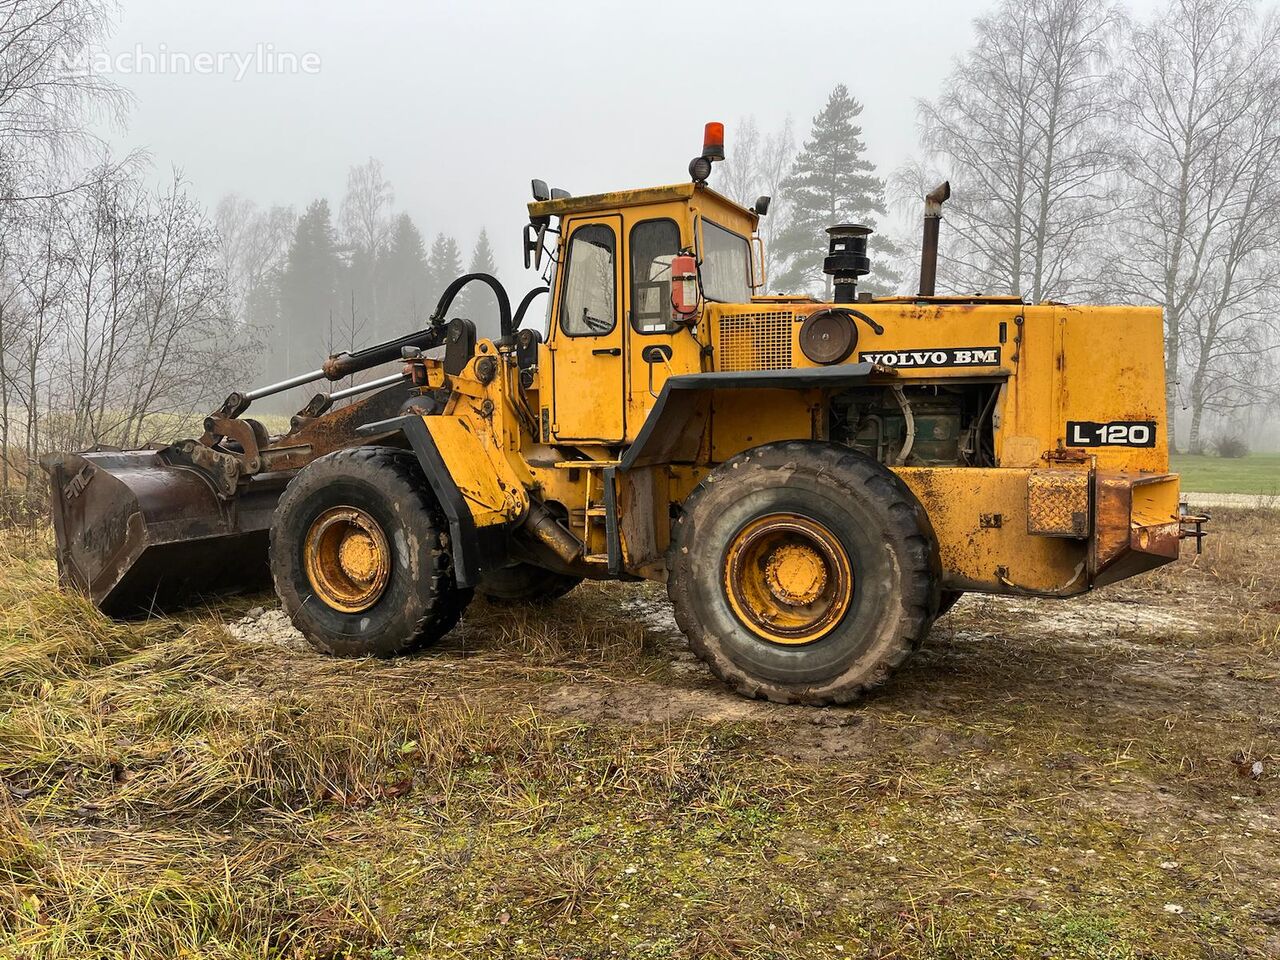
[0,509,1276,959]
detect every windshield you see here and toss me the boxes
[701,219,751,302]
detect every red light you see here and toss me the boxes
[703,122,725,161]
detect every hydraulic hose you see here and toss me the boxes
[230,273,515,416]
[429,273,514,340]
[513,286,549,329]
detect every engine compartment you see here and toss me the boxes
[831,384,1000,468]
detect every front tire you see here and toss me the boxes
[668,441,940,706]
[270,446,471,657]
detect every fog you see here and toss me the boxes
[0,0,1270,472]
[101,0,1161,279]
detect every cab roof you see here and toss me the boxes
[528,182,758,229]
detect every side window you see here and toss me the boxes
[560,223,616,336]
[629,219,682,333]
[701,220,752,303]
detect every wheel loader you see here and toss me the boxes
[42,123,1205,705]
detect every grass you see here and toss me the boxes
[1,513,1278,958]
[1171,452,1280,495]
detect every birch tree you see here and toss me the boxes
[1106,0,1280,451]
[918,0,1120,301]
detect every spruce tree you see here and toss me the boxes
[773,85,902,298]
[458,229,501,338]
[277,199,343,381]
[426,233,463,315]
[377,213,431,333]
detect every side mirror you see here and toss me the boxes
[523,221,549,271]
[670,254,699,318]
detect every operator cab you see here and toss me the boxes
[523,143,763,448]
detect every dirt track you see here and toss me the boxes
[1184,491,1280,510]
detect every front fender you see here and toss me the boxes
[358,415,524,587]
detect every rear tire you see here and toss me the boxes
[270,446,471,657]
[478,562,582,605]
[668,441,940,706]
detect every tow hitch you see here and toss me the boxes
[1178,502,1210,555]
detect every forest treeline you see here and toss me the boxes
[217,160,503,389]
[0,0,1277,520]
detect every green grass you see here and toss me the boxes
[1170,452,1280,495]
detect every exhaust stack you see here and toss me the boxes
[918,181,951,297]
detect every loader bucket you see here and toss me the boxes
[42,448,289,617]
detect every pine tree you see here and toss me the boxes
[276,199,344,383]
[377,213,431,335]
[425,233,463,316]
[773,85,902,298]
[458,228,501,338]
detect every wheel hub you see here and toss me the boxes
[723,513,853,646]
[338,531,379,583]
[303,506,392,613]
[764,543,828,605]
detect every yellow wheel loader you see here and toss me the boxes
[43,124,1206,705]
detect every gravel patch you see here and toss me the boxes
[227,606,309,650]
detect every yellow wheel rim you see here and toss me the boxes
[723,513,853,645]
[303,506,392,613]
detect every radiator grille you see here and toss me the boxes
[717,311,794,371]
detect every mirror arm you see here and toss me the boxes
[750,236,767,292]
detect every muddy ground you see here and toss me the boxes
[1,508,1278,959]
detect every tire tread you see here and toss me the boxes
[667,441,940,706]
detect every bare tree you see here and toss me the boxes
[339,157,395,256]
[338,157,395,341]
[215,193,295,326]
[918,0,1121,300]
[0,0,128,194]
[712,114,794,285]
[0,3,260,519]
[1105,0,1280,451]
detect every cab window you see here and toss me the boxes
[629,219,681,334]
[560,224,616,336]
[701,219,751,303]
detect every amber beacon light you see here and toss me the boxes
[690,121,726,183]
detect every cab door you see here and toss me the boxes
[550,215,625,442]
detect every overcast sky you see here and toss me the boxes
[100,0,1168,280]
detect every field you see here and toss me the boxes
[1,511,1278,959]
[1172,453,1280,496]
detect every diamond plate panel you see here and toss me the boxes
[1027,469,1091,538]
